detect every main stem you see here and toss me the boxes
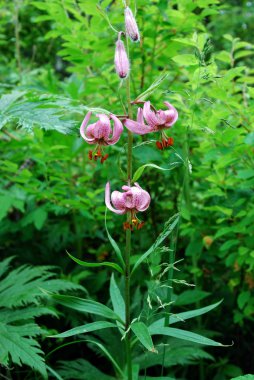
[125,33,133,380]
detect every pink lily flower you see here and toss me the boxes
[124,101,178,149]
[105,182,150,230]
[80,112,123,163]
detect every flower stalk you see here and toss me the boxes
[125,29,133,380]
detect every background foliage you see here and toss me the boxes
[0,0,253,379]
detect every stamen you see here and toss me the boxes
[167,137,174,146]
[88,150,93,160]
[156,141,163,150]
[156,136,174,150]
[101,154,109,164]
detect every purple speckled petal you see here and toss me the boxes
[80,112,96,144]
[85,122,96,138]
[124,119,153,135]
[107,114,123,145]
[137,107,144,124]
[143,101,159,128]
[163,102,178,126]
[111,190,127,211]
[105,182,126,215]
[93,114,111,140]
[133,183,151,211]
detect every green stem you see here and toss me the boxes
[125,26,133,380]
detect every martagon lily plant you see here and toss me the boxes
[49,1,227,379]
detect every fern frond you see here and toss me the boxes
[0,262,83,308]
[0,257,84,378]
[0,322,47,378]
[0,90,109,134]
[0,306,57,323]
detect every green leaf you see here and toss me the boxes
[132,162,181,182]
[0,195,12,220]
[131,322,156,352]
[21,207,48,230]
[50,321,116,339]
[0,264,82,308]
[131,214,179,274]
[105,210,125,269]
[231,376,254,380]
[50,293,124,323]
[149,300,223,329]
[33,208,48,230]
[0,323,47,379]
[110,274,125,323]
[67,252,124,274]
[134,73,169,102]
[237,291,250,310]
[172,54,198,66]
[149,326,228,347]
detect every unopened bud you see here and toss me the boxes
[124,6,140,42]
[114,33,130,79]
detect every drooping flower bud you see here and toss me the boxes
[124,6,140,42]
[114,32,130,79]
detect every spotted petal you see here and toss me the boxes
[124,119,153,135]
[93,114,111,140]
[143,101,160,128]
[105,182,126,215]
[164,102,178,126]
[108,114,123,145]
[80,112,96,143]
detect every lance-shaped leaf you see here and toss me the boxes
[67,252,124,275]
[49,293,124,324]
[132,162,181,182]
[149,300,223,329]
[134,73,169,102]
[149,326,229,347]
[110,274,125,323]
[131,214,179,274]
[131,322,156,352]
[49,321,117,339]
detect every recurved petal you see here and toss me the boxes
[143,101,159,128]
[80,112,96,144]
[163,102,178,126]
[124,119,153,135]
[137,107,144,124]
[105,182,126,215]
[86,123,96,138]
[111,191,127,211]
[136,188,151,212]
[107,114,123,145]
